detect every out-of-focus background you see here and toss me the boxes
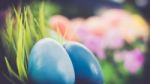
[0,0,150,84]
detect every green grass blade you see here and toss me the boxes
[15,10,27,80]
[4,57,19,79]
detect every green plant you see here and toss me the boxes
[0,3,58,83]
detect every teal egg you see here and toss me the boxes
[28,38,75,84]
[64,42,104,84]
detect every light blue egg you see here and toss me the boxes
[28,38,75,84]
[64,42,104,84]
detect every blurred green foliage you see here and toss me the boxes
[0,2,60,83]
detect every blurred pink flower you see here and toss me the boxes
[84,36,106,60]
[103,29,124,49]
[49,15,79,41]
[78,27,124,50]
[85,16,109,37]
[124,49,144,74]
[100,9,149,43]
[77,28,106,59]
[77,27,91,41]
[114,49,144,74]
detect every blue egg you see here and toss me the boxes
[28,38,75,84]
[64,42,104,84]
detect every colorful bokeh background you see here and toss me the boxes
[0,0,150,84]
